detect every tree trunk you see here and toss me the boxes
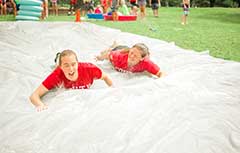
[165,1,169,7]
[191,0,194,7]
[210,0,215,7]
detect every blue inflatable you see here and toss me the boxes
[87,14,104,19]
[16,0,43,21]
[18,10,41,17]
[16,15,39,21]
[19,0,42,6]
[19,5,43,12]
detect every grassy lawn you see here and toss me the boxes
[1,7,240,62]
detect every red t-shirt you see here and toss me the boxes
[94,8,102,14]
[109,50,160,75]
[101,0,112,7]
[70,0,77,5]
[42,62,102,90]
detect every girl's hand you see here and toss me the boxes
[95,55,104,61]
[156,71,166,78]
[36,104,48,112]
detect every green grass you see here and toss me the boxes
[0,15,16,21]
[88,7,240,62]
[1,7,240,62]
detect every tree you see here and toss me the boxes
[234,0,240,7]
[210,0,215,7]
[161,0,180,7]
[194,0,210,7]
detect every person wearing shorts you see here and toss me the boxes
[181,0,190,25]
[149,0,160,17]
[51,0,58,16]
[138,0,146,18]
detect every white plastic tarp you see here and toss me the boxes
[0,22,240,153]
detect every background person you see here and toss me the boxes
[51,0,58,16]
[181,0,190,25]
[149,0,160,17]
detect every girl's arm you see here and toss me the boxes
[95,48,111,61]
[29,84,49,111]
[155,70,166,78]
[101,73,113,87]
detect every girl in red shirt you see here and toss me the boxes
[96,43,165,78]
[30,50,113,112]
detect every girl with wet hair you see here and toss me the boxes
[96,42,164,78]
[30,49,113,112]
[132,43,150,57]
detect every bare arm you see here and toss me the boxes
[155,70,166,78]
[29,84,49,111]
[95,48,111,61]
[101,73,113,87]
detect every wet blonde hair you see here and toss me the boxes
[120,43,150,58]
[132,43,150,58]
[55,49,78,66]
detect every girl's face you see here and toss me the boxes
[60,54,78,81]
[128,47,143,66]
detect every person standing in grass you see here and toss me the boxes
[51,0,58,16]
[0,0,17,16]
[138,0,147,19]
[181,0,190,25]
[149,0,160,17]
[41,0,48,19]
[68,0,77,15]
[0,0,7,15]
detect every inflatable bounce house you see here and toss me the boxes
[16,0,43,21]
